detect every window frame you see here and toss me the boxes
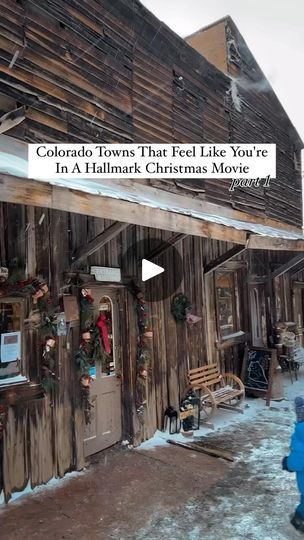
[214,265,250,348]
[0,296,28,387]
[215,270,238,339]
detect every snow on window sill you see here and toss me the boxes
[0,375,28,386]
[216,331,251,350]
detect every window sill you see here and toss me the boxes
[215,331,251,350]
[0,375,27,386]
[0,381,44,404]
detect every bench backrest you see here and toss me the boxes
[188,363,222,389]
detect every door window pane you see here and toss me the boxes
[98,296,115,377]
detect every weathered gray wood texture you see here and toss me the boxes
[0,0,302,500]
[0,201,301,500]
[0,0,301,226]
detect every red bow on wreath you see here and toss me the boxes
[96,313,111,354]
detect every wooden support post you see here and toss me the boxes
[270,253,304,279]
[247,235,304,251]
[148,233,187,260]
[204,245,246,274]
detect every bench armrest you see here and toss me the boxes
[221,373,245,392]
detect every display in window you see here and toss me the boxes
[216,273,235,338]
[97,296,115,376]
[0,300,24,384]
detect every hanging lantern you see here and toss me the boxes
[180,392,200,432]
[164,406,180,434]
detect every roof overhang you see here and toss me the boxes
[0,135,303,251]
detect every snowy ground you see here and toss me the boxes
[1,372,304,540]
[134,373,304,540]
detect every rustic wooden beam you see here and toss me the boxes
[292,281,304,289]
[0,175,248,244]
[167,439,234,462]
[108,179,302,234]
[148,233,187,260]
[291,264,304,278]
[0,133,303,234]
[204,245,246,274]
[247,234,304,252]
[71,222,130,265]
[2,174,303,250]
[270,253,304,280]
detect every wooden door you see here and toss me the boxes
[84,288,122,457]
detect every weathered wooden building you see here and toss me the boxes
[0,1,303,502]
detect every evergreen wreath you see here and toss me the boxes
[171,293,192,322]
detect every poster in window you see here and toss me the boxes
[0,331,21,363]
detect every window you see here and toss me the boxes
[0,298,27,385]
[89,295,116,379]
[216,272,236,338]
[215,269,246,341]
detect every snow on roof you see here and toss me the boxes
[0,134,303,242]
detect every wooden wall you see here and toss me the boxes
[0,203,85,502]
[187,21,228,73]
[0,201,246,498]
[0,0,301,227]
[0,0,303,500]
[224,19,302,226]
[0,200,303,499]
[186,16,303,226]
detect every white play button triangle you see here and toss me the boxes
[142,259,164,282]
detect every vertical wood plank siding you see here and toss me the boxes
[0,0,302,499]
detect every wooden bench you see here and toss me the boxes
[188,363,245,421]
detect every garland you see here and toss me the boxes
[36,286,58,394]
[132,287,153,423]
[80,288,94,331]
[75,288,110,424]
[75,336,94,425]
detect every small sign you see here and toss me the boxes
[91,266,121,282]
[241,346,276,406]
[0,331,21,363]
